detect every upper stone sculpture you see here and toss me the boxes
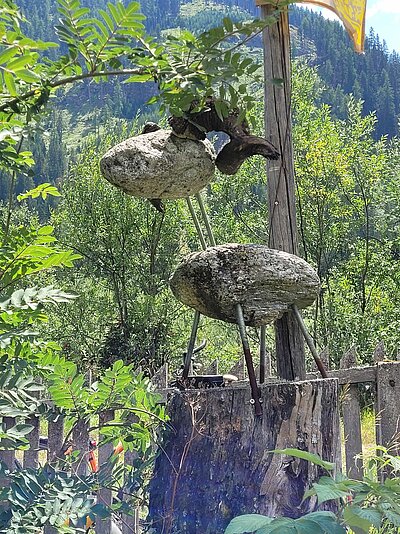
[100,129,216,199]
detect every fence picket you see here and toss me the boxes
[340,348,363,480]
[204,359,218,375]
[122,448,140,534]
[24,415,40,469]
[47,416,64,463]
[228,356,245,380]
[151,363,168,389]
[0,417,16,488]
[96,410,114,534]
[376,362,400,458]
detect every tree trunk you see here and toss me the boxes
[148,379,341,533]
[261,4,306,380]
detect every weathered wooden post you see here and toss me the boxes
[258,0,367,378]
[148,379,340,533]
[261,2,306,381]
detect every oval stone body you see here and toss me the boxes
[170,244,320,326]
[100,129,216,199]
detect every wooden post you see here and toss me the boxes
[261,3,305,381]
[148,379,341,533]
[73,418,90,476]
[123,414,141,534]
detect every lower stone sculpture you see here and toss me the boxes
[170,243,320,327]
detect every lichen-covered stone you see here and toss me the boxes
[100,129,216,199]
[170,244,320,326]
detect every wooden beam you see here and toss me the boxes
[261,4,305,380]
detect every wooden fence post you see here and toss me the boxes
[73,418,90,477]
[44,416,65,534]
[148,379,341,533]
[340,347,363,480]
[122,448,141,534]
[376,361,400,456]
[228,357,245,380]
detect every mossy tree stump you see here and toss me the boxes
[148,379,340,533]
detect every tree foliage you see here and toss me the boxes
[225,448,400,533]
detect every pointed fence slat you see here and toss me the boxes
[204,360,218,375]
[376,362,400,458]
[96,410,114,534]
[123,448,141,534]
[73,418,90,476]
[151,363,168,390]
[340,348,363,480]
[374,341,386,363]
[47,416,64,463]
[43,416,65,534]
[0,417,16,488]
[228,356,245,380]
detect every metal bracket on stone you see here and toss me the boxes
[236,303,263,417]
[168,97,280,175]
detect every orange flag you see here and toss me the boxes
[257,0,367,53]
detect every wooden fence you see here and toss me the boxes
[0,344,399,532]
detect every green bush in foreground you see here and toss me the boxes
[225,448,400,534]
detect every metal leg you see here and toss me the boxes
[291,305,328,378]
[236,304,263,416]
[182,310,201,381]
[259,324,267,384]
[186,197,207,250]
[195,192,216,247]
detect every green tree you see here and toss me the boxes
[50,129,190,373]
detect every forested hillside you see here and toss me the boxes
[290,9,400,139]
[6,0,397,206]
[17,0,400,137]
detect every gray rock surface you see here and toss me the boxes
[100,129,216,199]
[170,244,320,326]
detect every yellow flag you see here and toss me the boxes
[301,0,366,52]
[256,0,367,53]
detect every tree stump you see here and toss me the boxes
[148,379,340,533]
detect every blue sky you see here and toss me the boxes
[305,0,400,53]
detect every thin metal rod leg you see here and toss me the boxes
[195,192,216,247]
[259,324,267,384]
[182,310,201,380]
[291,305,328,378]
[236,304,263,416]
[186,197,207,250]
